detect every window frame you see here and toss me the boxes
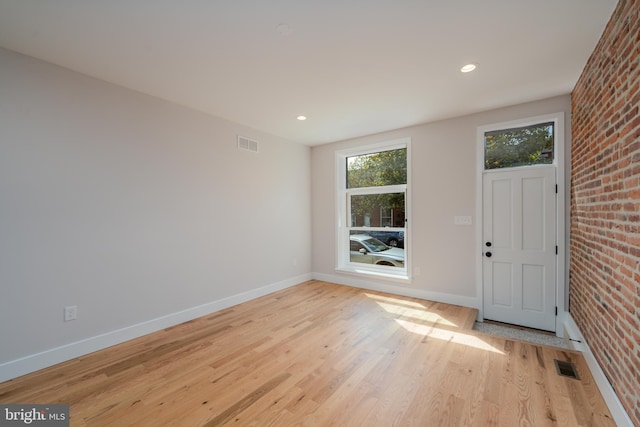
[475,112,566,324]
[335,138,411,281]
[483,121,555,170]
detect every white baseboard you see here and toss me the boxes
[312,272,480,314]
[563,314,633,427]
[0,274,311,383]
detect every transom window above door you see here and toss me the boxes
[484,122,554,170]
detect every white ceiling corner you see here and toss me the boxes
[0,0,618,145]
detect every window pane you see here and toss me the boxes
[347,148,407,188]
[484,122,554,170]
[350,193,405,227]
[348,233,405,267]
[351,229,405,248]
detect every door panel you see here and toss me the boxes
[522,177,544,250]
[492,262,512,306]
[522,264,544,311]
[491,179,512,248]
[483,166,556,331]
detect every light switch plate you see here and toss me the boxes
[454,216,472,225]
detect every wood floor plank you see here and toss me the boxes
[0,280,615,426]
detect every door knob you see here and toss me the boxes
[485,251,492,258]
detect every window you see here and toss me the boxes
[484,122,554,170]
[336,139,410,279]
[380,207,392,227]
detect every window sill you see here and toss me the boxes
[335,265,410,284]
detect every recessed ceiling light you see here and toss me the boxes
[276,24,293,36]
[460,63,478,73]
[297,115,307,121]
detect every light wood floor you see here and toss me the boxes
[0,280,614,426]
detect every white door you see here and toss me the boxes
[482,166,556,331]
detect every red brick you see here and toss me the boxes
[570,0,640,424]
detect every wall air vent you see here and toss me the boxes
[554,359,580,380]
[237,136,259,153]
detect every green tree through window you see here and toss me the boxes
[347,148,406,227]
[484,122,553,170]
[347,148,407,188]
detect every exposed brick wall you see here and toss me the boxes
[570,0,640,424]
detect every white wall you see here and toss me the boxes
[0,48,311,375]
[0,45,572,381]
[311,95,571,308]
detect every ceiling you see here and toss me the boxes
[0,1,617,146]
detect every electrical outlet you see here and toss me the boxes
[64,305,77,322]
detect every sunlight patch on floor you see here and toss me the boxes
[364,293,426,309]
[364,293,458,328]
[395,319,504,354]
[375,302,457,327]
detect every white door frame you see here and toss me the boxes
[475,112,566,335]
